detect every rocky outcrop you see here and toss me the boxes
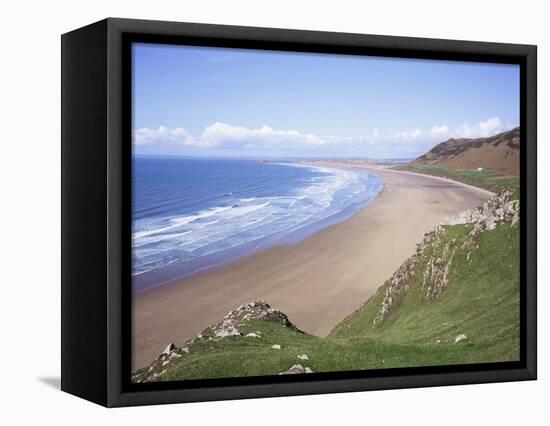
[198,300,300,341]
[373,190,519,327]
[422,231,457,299]
[442,189,519,231]
[132,342,185,383]
[444,189,519,259]
[132,301,301,383]
[373,252,422,326]
[373,224,448,325]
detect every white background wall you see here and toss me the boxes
[0,0,546,423]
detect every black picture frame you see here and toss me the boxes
[61,17,537,407]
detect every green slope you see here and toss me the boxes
[133,192,520,383]
[395,163,519,196]
[331,221,520,364]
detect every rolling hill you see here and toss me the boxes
[412,127,520,176]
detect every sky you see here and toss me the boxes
[132,43,520,159]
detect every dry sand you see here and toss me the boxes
[133,166,492,369]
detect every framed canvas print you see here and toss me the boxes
[61,18,537,407]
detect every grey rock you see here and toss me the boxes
[162,342,176,355]
[279,364,314,375]
[214,326,242,338]
[454,334,468,343]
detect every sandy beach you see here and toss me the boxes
[133,166,492,369]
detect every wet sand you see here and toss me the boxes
[133,167,492,369]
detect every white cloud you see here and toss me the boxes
[453,116,510,139]
[392,128,423,142]
[199,122,326,149]
[134,123,329,150]
[430,125,450,137]
[388,124,449,143]
[134,126,195,146]
[133,116,517,156]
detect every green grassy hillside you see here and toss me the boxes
[133,192,520,383]
[396,163,519,195]
[331,220,520,363]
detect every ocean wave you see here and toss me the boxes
[133,205,232,239]
[133,230,192,248]
[132,162,382,277]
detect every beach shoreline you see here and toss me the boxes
[133,164,383,295]
[300,160,496,197]
[132,165,492,369]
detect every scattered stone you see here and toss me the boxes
[455,334,468,343]
[436,339,441,343]
[272,344,281,350]
[279,364,314,375]
[214,326,242,338]
[297,354,309,360]
[245,332,262,338]
[162,342,176,355]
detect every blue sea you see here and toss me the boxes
[132,157,383,292]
